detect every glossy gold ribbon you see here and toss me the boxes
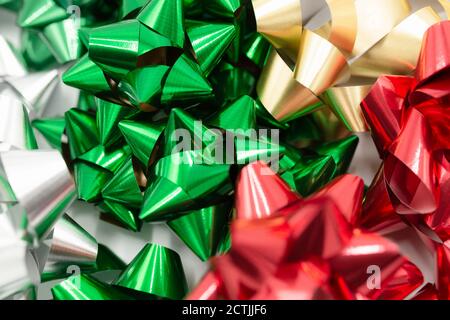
[252,0,302,61]
[349,7,441,79]
[439,0,450,17]
[253,0,443,131]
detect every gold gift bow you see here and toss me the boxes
[253,0,445,131]
[440,0,450,16]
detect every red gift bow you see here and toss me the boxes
[361,21,450,221]
[188,162,424,300]
[357,21,450,299]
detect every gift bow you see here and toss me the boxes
[253,0,446,131]
[361,21,450,220]
[188,161,424,300]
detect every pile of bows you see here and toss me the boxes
[0,0,449,300]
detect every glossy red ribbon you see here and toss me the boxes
[188,162,423,300]
[361,21,450,220]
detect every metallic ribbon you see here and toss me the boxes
[361,21,450,216]
[253,0,443,131]
[2,0,446,301]
[189,163,424,300]
[0,150,76,242]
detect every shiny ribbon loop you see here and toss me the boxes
[362,21,450,216]
[189,164,424,300]
[252,0,442,131]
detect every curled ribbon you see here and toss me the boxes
[361,21,450,217]
[253,0,444,131]
[189,162,424,300]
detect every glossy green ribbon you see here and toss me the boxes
[113,243,188,300]
[52,274,134,300]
